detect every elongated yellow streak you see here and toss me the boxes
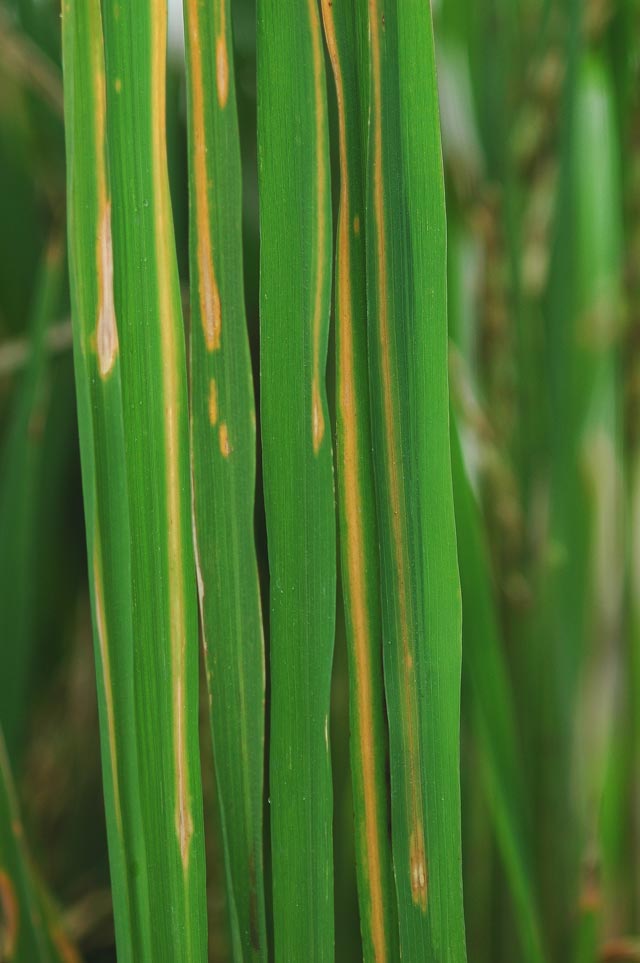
[320,2,388,956]
[93,31,119,378]
[369,0,427,911]
[93,536,123,839]
[186,0,222,352]
[151,5,193,871]
[308,0,328,455]
[96,203,119,378]
[216,0,229,109]
[208,378,218,426]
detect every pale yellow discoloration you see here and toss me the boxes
[92,31,118,380]
[208,378,218,426]
[93,538,123,839]
[200,254,222,351]
[216,35,229,109]
[174,677,194,870]
[0,870,18,957]
[353,214,360,236]
[410,826,428,911]
[216,0,229,109]
[114,77,122,93]
[312,379,325,454]
[151,8,193,872]
[189,448,209,673]
[186,0,222,353]
[219,422,231,458]
[308,0,328,455]
[369,0,427,911]
[96,202,119,378]
[320,2,390,955]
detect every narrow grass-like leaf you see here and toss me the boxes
[183,0,267,957]
[319,2,397,960]
[0,727,79,962]
[62,2,152,957]
[365,2,467,959]
[100,1,207,958]
[0,237,63,764]
[568,51,623,963]
[257,0,336,957]
[451,420,546,963]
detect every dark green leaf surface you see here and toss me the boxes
[0,239,63,764]
[0,728,79,962]
[257,0,336,957]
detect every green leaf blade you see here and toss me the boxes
[62,1,154,957]
[183,0,267,957]
[319,2,398,960]
[257,0,336,957]
[99,1,208,958]
[366,2,467,959]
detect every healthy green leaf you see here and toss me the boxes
[451,420,546,963]
[257,0,336,956]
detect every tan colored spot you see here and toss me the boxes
[200,252,221,351]
[208,378,218,426]
[312,379,325,453]
[0,870,18,958]
[409,826,428,911]
[216,35,229,109]
[353,214,360,235]
[219,422,231,458]
[114,77,122,93]
[174,678,194,870]
[96,202,119,378]
[186,0,222,352]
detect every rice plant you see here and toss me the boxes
[0,0,639,961]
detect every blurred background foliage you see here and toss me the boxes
[1,0,640,960]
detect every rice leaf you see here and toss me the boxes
[183,0,267,956]
[364,1,467,958]
[99,0,208,957]
[256,0,336,956]
[319,1,398,960]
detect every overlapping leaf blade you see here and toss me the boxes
[257,0,336,956]
[183,0,267,956]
